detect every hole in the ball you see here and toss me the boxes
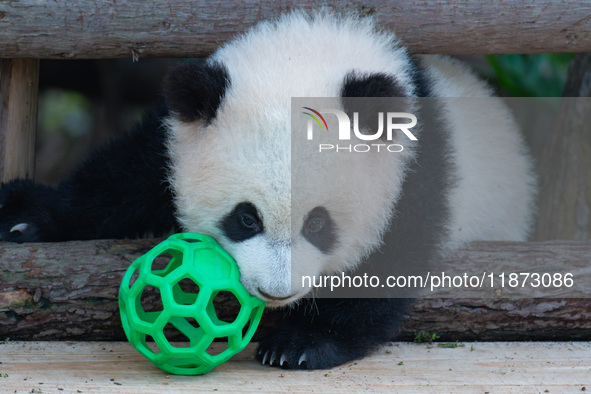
[128,268,139,289]
[145,334,161,354]
[163,323,191,348]
[242,307,261,342]
[205,341,228,357]
[181,239,200,243]
[211,291,241,324]
[177,277,199,294]
[185,317,200,330]
[169,358,202,368]
[151,250,183,277]
[172,277,199,305]
[138,286,163,322]
[151,252,174,272]
[242,318,252,339]
[167,316,203,345]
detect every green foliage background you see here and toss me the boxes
[484,54,573,97]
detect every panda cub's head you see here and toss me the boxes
[164,12,417,306]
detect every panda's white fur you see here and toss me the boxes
[420,55,536,246]
[166,11,536,306]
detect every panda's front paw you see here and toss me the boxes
[0,180,63,242]
[256,324,368,370]
[0,221,38,243]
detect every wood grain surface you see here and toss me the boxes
[0,341,589,392]
[0,1,589,59]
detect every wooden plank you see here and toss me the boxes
[1,239,591,341]
[0,341,589,392]
[0,58,39,182]
[0,1,589,59]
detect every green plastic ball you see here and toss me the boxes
[118,233,266,375]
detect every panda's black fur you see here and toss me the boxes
[163,61,230,124]
[0,107,176,242]
[0,12,535,370]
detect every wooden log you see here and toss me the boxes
[0,59,39,182]
[534,54,591,240]
[1,239,590,341]
[0,1,589,59]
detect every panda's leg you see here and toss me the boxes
[257,298,411,369]
[0,179,70,242]
[0,107,178,242]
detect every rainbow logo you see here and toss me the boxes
[302,107,329,131]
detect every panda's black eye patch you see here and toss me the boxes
[302,206,337,254]
[220,202,263,242]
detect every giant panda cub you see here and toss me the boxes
[0,11,536,369]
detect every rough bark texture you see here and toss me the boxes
[0,1,589,59]
[401,298,591,342]
[534,54,591,241]
[0,58,38,181]
[1,239,590,341]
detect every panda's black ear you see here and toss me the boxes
[341,71,411,140]
[341,72,406,99]
[163,61,230,124]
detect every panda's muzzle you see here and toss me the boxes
[257,287,297,301]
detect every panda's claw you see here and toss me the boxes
[269,351,277,366]
[280,353,287,367]
[261,351,269,365]
[298,353,307,366]
[10,223,29,233]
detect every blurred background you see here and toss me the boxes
[34,54,574,185]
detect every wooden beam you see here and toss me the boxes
[0,1,589,59]
[1,239,590,341]
[0,59,39,182]
[0,342,589,391]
